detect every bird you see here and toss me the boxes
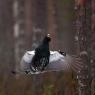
[11,34,83,75]
[20,50,82,74]
[30,34,51,72]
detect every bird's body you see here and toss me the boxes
[30,35,51,71]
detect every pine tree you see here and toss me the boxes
[75,0,92,94]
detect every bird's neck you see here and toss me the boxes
[41,42,49,49]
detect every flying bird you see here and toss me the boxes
[12,34,82,75]
[20,50,82,74]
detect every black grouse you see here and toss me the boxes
[31,34,51,71]
[20,50,82,74]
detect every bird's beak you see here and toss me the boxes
[47,34,50,38]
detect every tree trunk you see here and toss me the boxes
[25,0,47,94]
[0,0,14,74]
[13,0,26,77]
[91,0,95,95]
[75,0,92,95]
[47,0,58,50]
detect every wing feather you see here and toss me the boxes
[20,51,82,73]
[45,51,82,73]
[20,51,34,71]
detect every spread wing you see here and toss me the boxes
[20,51,34,71]
[20,51,82,73]
[45,52,82,72]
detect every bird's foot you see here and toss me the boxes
[25,70,31,74]
[30,66,37,72]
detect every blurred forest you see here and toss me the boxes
[0,0,95,95]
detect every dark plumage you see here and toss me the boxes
[58,50,66,56]
[31,34,51,71]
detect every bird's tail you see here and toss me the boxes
[64,54,83,73]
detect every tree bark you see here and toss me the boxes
[91,0,95,95]
[13,0,26,77]
[25,0,47,94]
[75,0,92,95]
[0,0,14,74]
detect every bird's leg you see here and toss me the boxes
[30,66,37,72]
[25,70,31,74]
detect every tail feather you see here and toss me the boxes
[64,54,83,72]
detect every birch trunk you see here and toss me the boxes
[13,0,26,77]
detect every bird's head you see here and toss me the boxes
[43,34,51,43]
